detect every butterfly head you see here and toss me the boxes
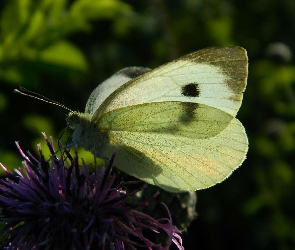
[66,110,109,155]
[66,111,92,130]
[66,111,81,129]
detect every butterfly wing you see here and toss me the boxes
[92,46,248,122]
[97,101,248,192]
[85,67,150,114]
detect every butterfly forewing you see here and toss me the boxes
[92,47,247,123]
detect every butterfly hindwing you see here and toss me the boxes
[97,102,248,192]
[98,101,233,139]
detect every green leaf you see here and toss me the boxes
[207,16,234,45]
[25,40,88,73]
[22,8,45,43]
[48,0,68,19]
[70,0,131,21]
[0,65,39,86]
[23,114,55,135]
[0,150,22,173]
[0,0,31,38]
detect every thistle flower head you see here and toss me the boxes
[0,133,184,250]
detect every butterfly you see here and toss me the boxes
[66,46,248,192]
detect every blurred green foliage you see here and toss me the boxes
[0,0,295,249]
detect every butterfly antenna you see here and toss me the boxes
[14,87,72,112]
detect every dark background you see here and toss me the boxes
[1,0,295,249]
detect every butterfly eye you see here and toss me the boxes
[66,112,81,129]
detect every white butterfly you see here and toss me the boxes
[66,46,248,192]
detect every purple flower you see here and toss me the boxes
[0,133,184,250]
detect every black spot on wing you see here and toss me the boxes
[181,83,200,97]
[180,102,199,124]
[117,67,151,79]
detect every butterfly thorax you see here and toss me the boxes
[66,111,108,155]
